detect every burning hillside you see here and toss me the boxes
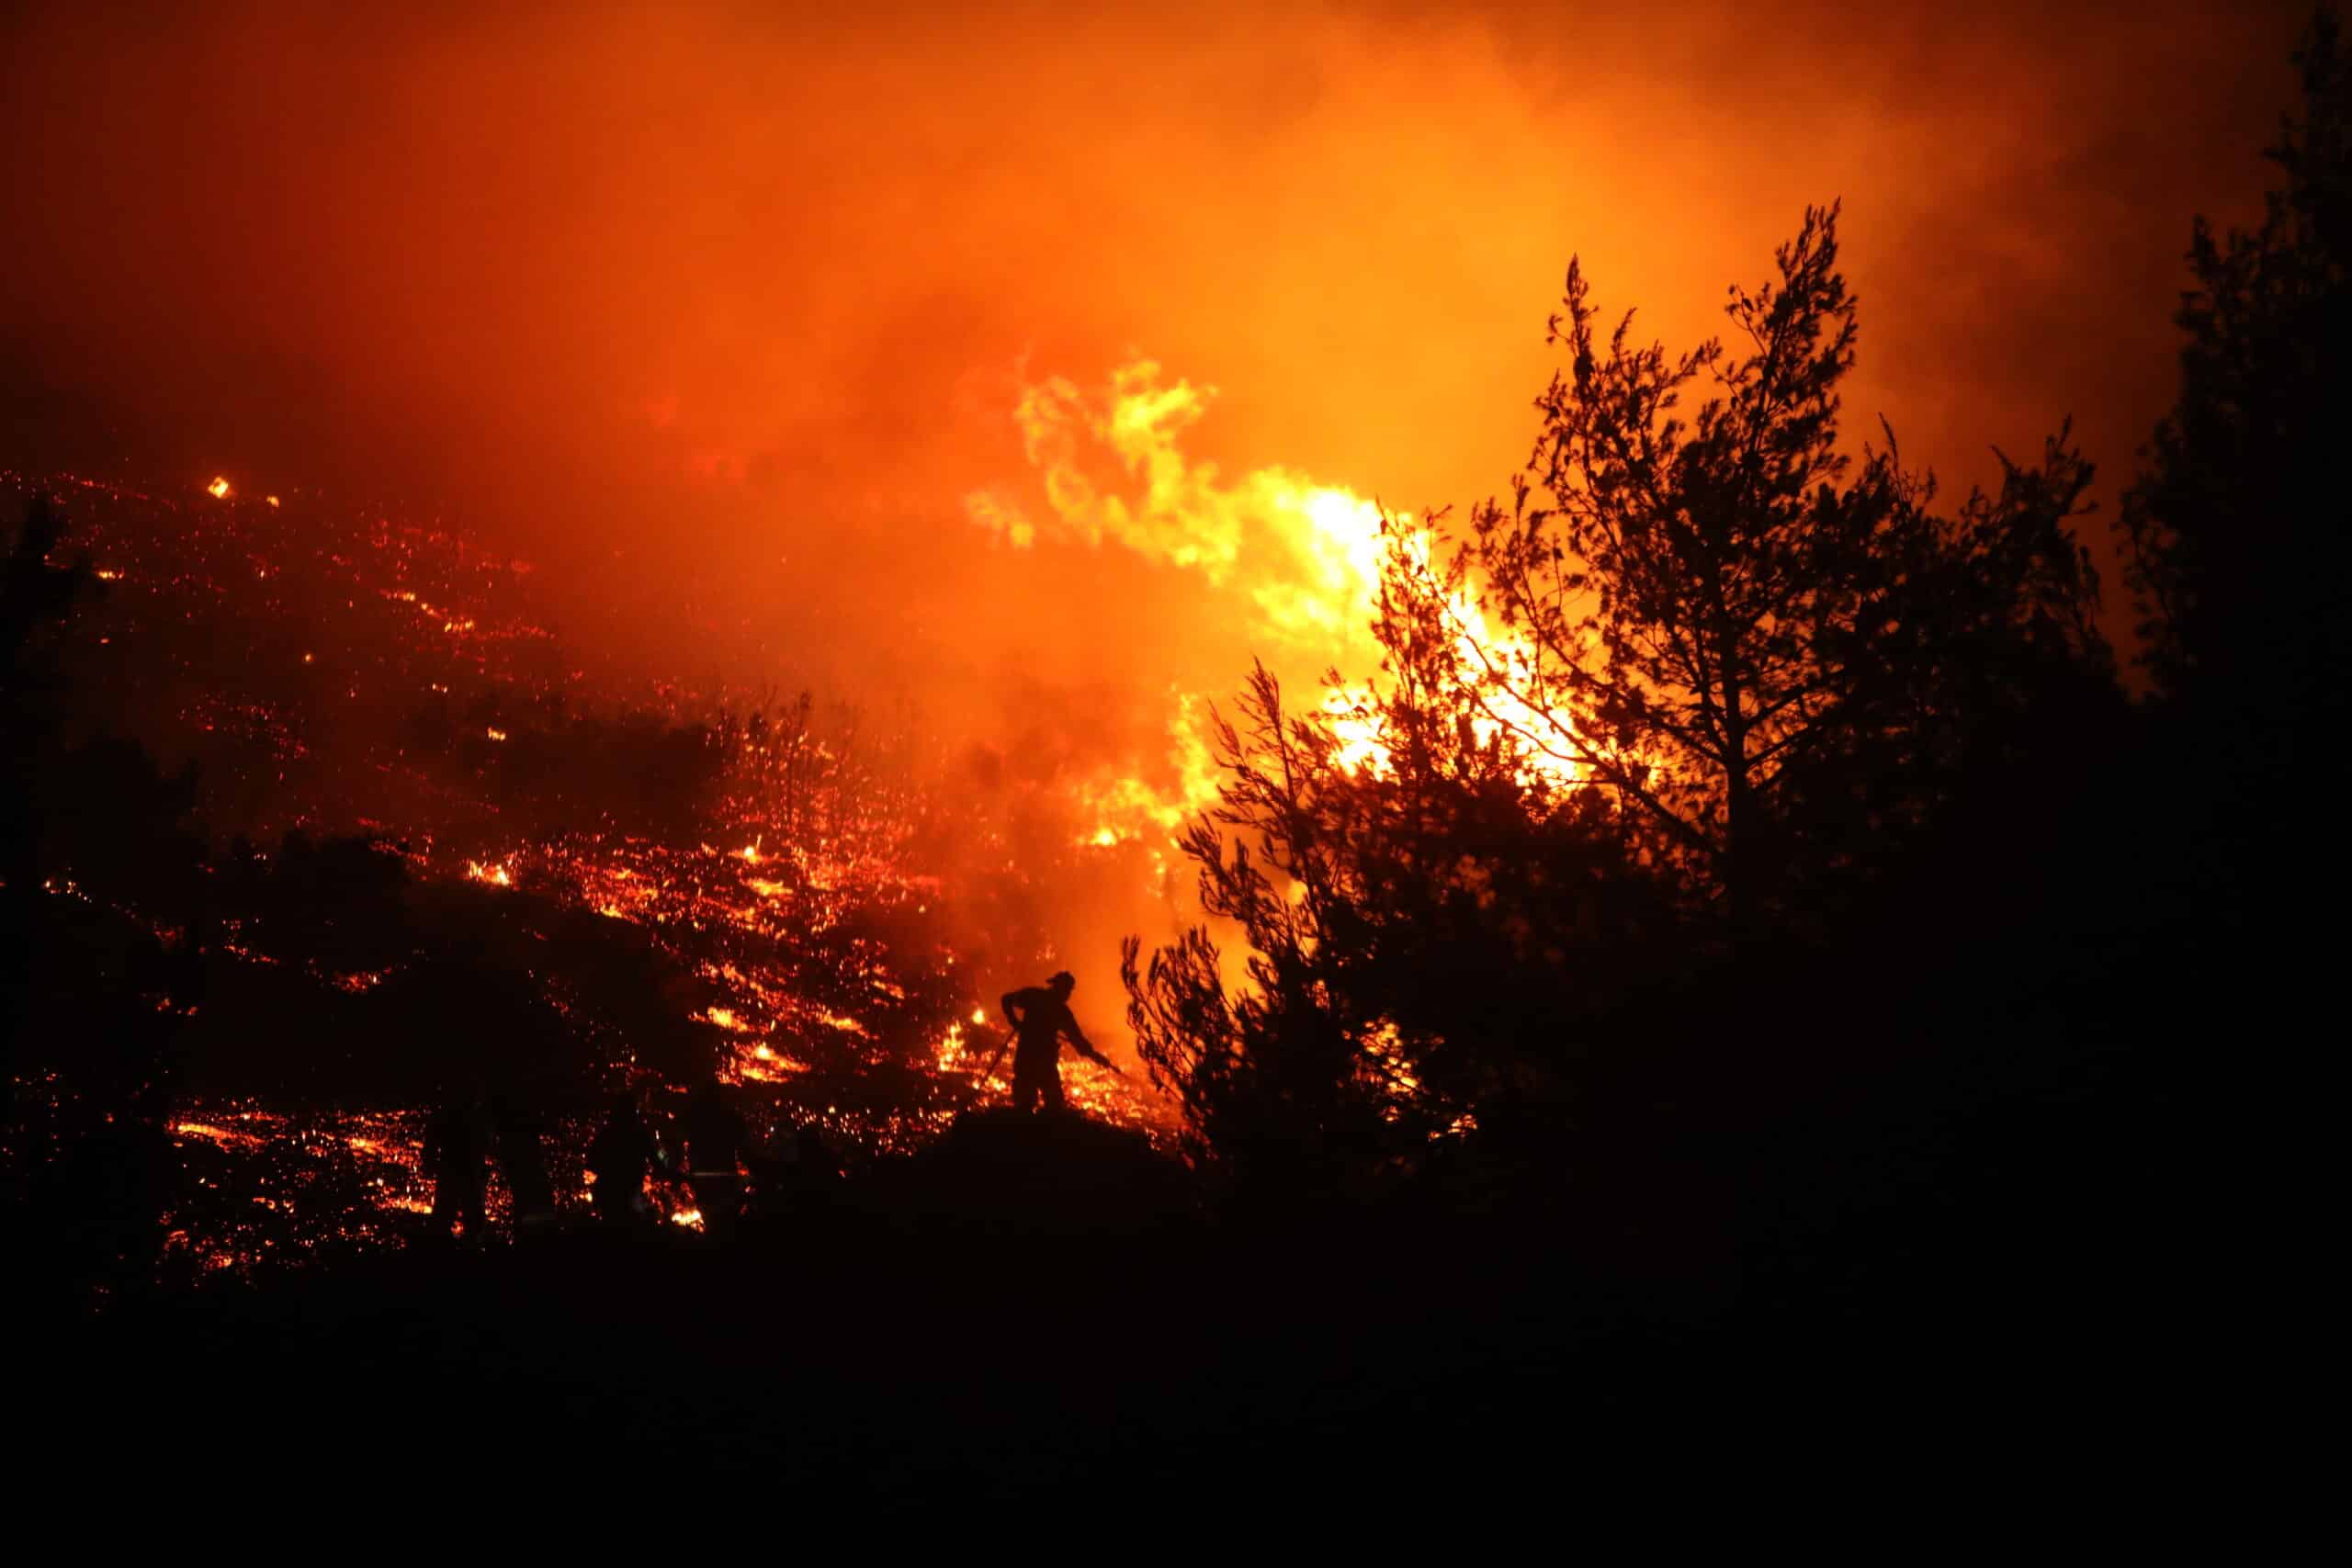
[8,346,1628,1278]
[6,458,1209,1274]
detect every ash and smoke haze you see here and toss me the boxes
[0,0,2307,1001]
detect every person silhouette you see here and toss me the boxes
[681,1081,750,1239]
[423,1095,486,1242]
[999,971,1116,1114]
[490,1093,555,1237]
[586,1092,653,1227]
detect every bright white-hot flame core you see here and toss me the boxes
[968,358,1575,846]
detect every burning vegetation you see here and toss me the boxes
[0,186,2227,1274]
[6,6,2345,1517]
[2,461,1175,1279]
[4,12,2341,1324]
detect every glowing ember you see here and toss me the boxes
[206,476,231,499]
[934,1019,969,1073]
[173,1119,265,1149]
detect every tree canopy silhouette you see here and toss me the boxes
[1126,203,2120,1200]
[2120,7,2350,728]
[1423,203,2108,926]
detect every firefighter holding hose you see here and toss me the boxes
[996,970,1116,1113]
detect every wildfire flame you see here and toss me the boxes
[967,362,1396,665]
[969,358,1576,845]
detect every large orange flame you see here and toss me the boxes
[968,359,1574,844]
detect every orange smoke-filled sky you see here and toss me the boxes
[0,0,2309,728]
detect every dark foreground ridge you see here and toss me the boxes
[873,1105,1194,1232]
[33,1094,2199,1516]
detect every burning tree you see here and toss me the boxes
[1126,204,2120,1199]
[1123,647,1675,1199]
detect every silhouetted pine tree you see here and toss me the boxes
[2120,7,2351,730]
[1440,204,2108,928]
[1127,206,2120,1204]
